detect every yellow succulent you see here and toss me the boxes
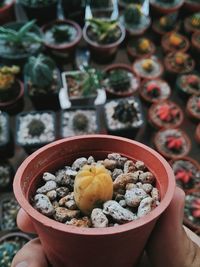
[191,17,200,27]
[0,66,20,91]
[138,38,150,52]
[169,33,183,47]
[74,164,113,215]
[142,59,153,72]
[175,53,187,65]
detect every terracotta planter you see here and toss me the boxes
[183,1,200,12]
[161,32,190,54]
[186,95,200,122]
[184,16,200,35]
[195,124,200,144]
[103,63,140,98]
[139,79,171,105]
[150,0,184,15]
[83,24,126,64]
[153,128,191,159]
[0,0,15,25]
[42,20,82,60]
[14,135,175,267]
[148,100,184,130]
[0,80,24,115]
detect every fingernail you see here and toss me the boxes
[15,261,28,267]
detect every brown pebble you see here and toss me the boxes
[66,217,91,227]
[103,159,117,170]
[124,160,136,173]
[114,173,139,191]
[54,207,80,223]
[139,172,155,184]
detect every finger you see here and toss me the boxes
[11,238,48,267]
[17,208,36,234]
[147,187,200,267]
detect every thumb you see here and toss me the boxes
[146,187,200,267]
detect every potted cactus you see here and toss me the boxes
[120,4,151,36]
[186,95,200,122]
[0,112,14,158]
[62,66,103,107]
[103,64,140,98]
[60,108,98,138]
[0,20,43,67]
[184,13,200,35]
[176,73,200,98]
[83,18,125,63]
[0,0,15,25]
[0,160,14,192]
[42,20,82,60]
[24,54,61,110]
[127,37,156,61]
[19,0,58,25]
[139,79,171,105]
[16,111,56,154]
[0,65,24,115]
[103,97,144,137]
[150,0,184,15]
[184,0,200,12]
[161,32,190,54]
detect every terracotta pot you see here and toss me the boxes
[148,100,184,130]
[175,73,200,99]
[183,1,200,12]
[150,0,184,15]
[103,63,140,98]
[195,124,200,144]
[153,128,191,159]
[186,95,200,122]
[127,39,156,61]
[0,80,24,115]
[83,24,126,64]
[42,20,82,60]
[139,79,171,105]
[184,16,200,35]
[14,135,175,267]
[0,0,15,25]
[161,32,190,54]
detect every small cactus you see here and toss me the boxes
[159,14,177,31]
[28,119,45,137]
[124,4,142,25]
[138,38,151,53]
[174,52,187,66]
[142,59,154,72]
[52,25,72,43]
[0,66,20,91]
[108,69,131,92]
[169,33,183,47]
[113,100,138,123]
[72,113,89,131]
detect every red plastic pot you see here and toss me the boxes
[103,63,140,98]
[83,24,126,64]
[161,32,190,54]
[42,20,82,60]
[0,80,24,115]
[150,0,184,15]
[14,135,175,267]
[0,0,15,25]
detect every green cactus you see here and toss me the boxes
[124,4,142,25]
[24,54,55,89]
[112,100,138,123]
[19,0,57,7]
[52,25,72,43]
[28,119,45,136]
[72,113,89,131]
[108,70,130,92]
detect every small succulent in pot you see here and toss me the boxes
[161,32,190,53]
[16,111,56,154]
[170,157,200,192]
[24,54,61,110]
[120,4,151,36]
[127,38,156,60]
[61,109,98,137]
[184,13,200,35]
[140,79,171,104]
[152,13,180,36]
[176,73,200,97]
[0,160,13,192]
[154,128,191,159]
[186,95,200,122]
[150,0,184,14]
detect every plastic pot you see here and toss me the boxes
[150,0,184,15]
[0,80,24,115]
[103,63,140,99]
[161,32,190,54]
[83,23,126,64]
[0,0,15,25]
[14,135,175,267]
[42,20,82,61]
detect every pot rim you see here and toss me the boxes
[186,95,200,120]
[82,23,126,50]
[14,134,175,236]
[0,231,31,243]
[0,0,15,12]
[42,19,82,50]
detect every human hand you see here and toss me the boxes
[11,187,200,267]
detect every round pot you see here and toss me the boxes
[83,23,126,64]
[152,19,180,38]
[195,124,200,144]
[186,95,200,122]
[153,128,191,160]
[42,19,82,60]
[20,0,58,25]
[148,100,184,130]
[0,0,15,25]
[139,79,171,105]
[161,32,190,54]
[103,63,140,98]
[14,135,175,267]
[184,16,200,35]
[127,38,156,61]
[176,73,200,99]
[150,0,184,15]
[183,1,200,12]
[0,80,24,115]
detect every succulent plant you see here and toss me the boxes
[74,164,113,215]
[186,75,200,90]
[166,136,183,151]
[28,119,45,137]
[146,83,161,97]
[0,66,20,91]
[124,4,142,25]
[52,25,72,43]
[142,59,154,72]
[72,113,89,131]
[191,13,200,28]
[159,14,177,31]
[0,241,21,267]
[19,0,57,7]
[107,69,131,92]
[137,38,151,52]
[112,100,138,123]
[24,54,55,89]
[169,33,183,47]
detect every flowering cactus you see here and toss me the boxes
[175,170,193,183]
[169,33,183,47]
[166,136,183,150]
[157,104,179,122]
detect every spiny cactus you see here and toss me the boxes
[124,4,141,25]
[28,119,45,137]
[24,54,55,89]
[52,25,72,43]
[108,69,131,92]
[112,100,138,123]
[72,113,89,131]
[159,14,177,31]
